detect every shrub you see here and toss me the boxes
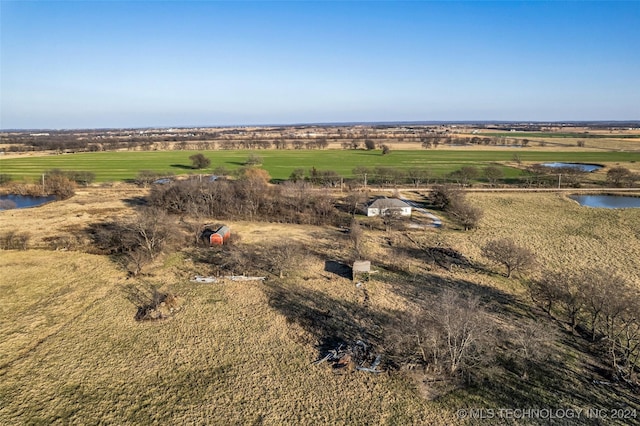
[189,153,211,169]
[0,231,31,250]
[0,174,12,185]
[44,174,76,199]
[364,139,376,150]
[244,153,263,166]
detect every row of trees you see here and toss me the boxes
[529,268,640,382]
[147,171,340,226]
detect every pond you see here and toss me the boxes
[0,194,57,210]
[541,162,603,172]
[569,194,640,209]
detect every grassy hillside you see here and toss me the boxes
[2,149,640,182]
[1,189,639,425]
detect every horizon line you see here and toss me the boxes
[3,119,640,132]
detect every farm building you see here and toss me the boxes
[366,198,412,217]
[201,225,231,246]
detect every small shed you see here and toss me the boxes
[352,260,371,281]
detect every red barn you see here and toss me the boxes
[200,225,231,246]
[209,225,230,246]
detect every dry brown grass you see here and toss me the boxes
[0,184,148,249]
[0,248,459,425]
[444,192,640,284]
[2,187,640,424]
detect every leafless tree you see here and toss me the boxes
[428,185,460,210]
[513,321,555,380]
[481,239,536,278]
[483,165,504,186]
[447,199,483,231]
[125,208,175,260]
[407,168,431,188]
[411,290,495,378]
[349,218,364,258]
[449,166,479,186]
[528,272,564,316]
[607,166,638,187]
[265,241,304,278]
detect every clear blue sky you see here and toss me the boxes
[1,1,639,129]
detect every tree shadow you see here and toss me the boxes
[170,164,194,170]
[324,260,352,279]
[122,196,148,207]
[264,282,398,363]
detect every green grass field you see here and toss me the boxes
[2,150,640,182]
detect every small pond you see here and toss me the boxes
[0,194,57,210]
[569,194,640,209]
[541,162,603,172]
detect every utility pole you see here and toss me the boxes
[364,173,367,189]
[558,173,562,189]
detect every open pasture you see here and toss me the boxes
[2,189,640,424]
[2,149,639,182]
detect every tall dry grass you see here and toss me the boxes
[0,250,458,425]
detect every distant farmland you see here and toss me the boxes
[2,150,639,182]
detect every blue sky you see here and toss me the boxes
[1,1,639,129]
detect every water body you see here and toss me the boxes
[570,194,640,209]
[541,162,603,172]
[0,194,56,210]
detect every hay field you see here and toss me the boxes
[2,187,640,424]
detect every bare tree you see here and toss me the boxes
[528,272,565,316]
[483,165,504,186]
[345,191,366,216]
[413,290,495,377]
[513,321,554,380]
[43,174,76,199]
[407,168,430,188]
[289,168,305,182]
[447,199,483,231]
[428,185,460,210]
[349,218,364,258]
[265,241,304,278]
[126,208,176,260]
[449,166,479,186]
[607,166,638,187]
[481,239,536,278]
[578,268,628,341]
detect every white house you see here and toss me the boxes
[366,198,412,217]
